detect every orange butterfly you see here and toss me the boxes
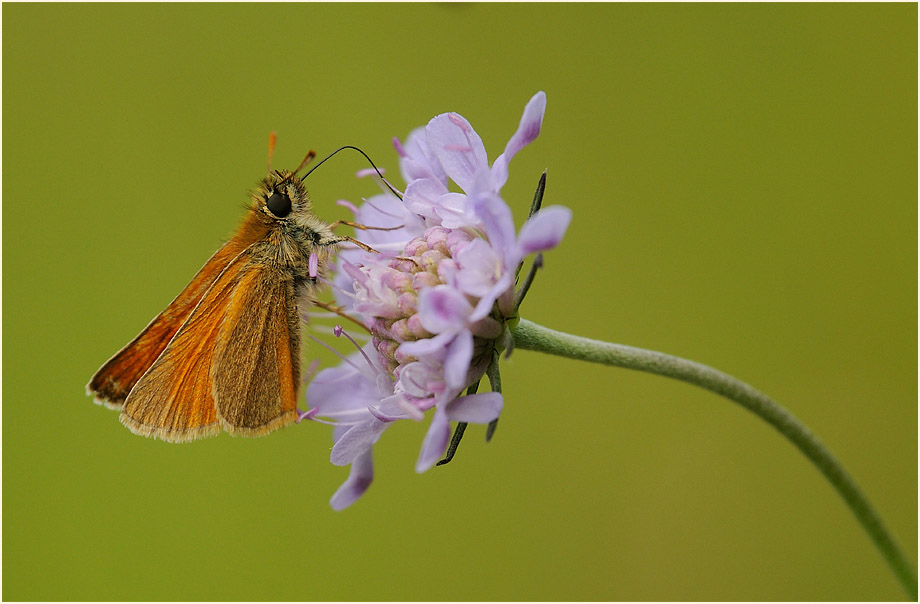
[87,148,343,442]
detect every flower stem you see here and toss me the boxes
[511,318,917,599]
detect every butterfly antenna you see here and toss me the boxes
[301,145,403,199]
[293,150,317,176]
[269,142,316,188]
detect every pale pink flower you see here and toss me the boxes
[307,92,571,509]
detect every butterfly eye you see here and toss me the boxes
[266,191,292,217]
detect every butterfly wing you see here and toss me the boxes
[119,247,257,442]
[87,216,267,409]
[211,262,302,436]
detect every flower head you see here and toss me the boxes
[308,92,571,509]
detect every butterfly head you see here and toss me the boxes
[255,170,312,221]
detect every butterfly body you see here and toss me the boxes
[87,169,341,442]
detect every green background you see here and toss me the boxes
[3,3,916,601]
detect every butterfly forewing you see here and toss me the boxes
[119,248,256,442]
[212,259,302,436]
[87,214,268,408]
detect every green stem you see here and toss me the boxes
[512,318,917,599]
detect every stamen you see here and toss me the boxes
[324,282,360,303]
[314,274,339,291]
[301,358,321,384]
[334,324,378,371]
[309,252,319,278]
[361,197,405,219]
[305,411,367,427]
[438,204,465,217]
[356,167,385,179]
[442,114,478,176]
[398,398,426,421]
[308,334,368,374]
[336,199,360,214]
[392,136,407,157]
[295,407,319,423]
[308,323,370,340]
[304,325,386,426]
[368,406,396,422]
[448,113,471,131]
[313,299,369,332]
[405,195,437,208]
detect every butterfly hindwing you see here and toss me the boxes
[212,261,302,436]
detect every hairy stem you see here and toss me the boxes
[512,318,916,599]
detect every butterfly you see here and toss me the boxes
[87,149,345,442]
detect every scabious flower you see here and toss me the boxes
[307,91,572,509]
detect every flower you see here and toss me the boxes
[307,91,571,509]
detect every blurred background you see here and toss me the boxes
[3,4,916,601]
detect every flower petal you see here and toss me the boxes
[443,330,473,390]
[435,192,475,229]
[397,330,454,359]
[404,178,447,221]
[398,127,447,186]
[356,193,423,243]
[330,418,388,466]
[427,112,489,193]
[330,447,374,510]
[517,205,572,256]
[397,361,439,399]
[470,192,517,267]
[416,406,451,473]
[368,393,415,421]
[454,238,502,298]
[416,285,474,334]
[307,351,380,416]
[491,91,547,190]
[330,256,361,309]
[445,391,504,423]
[469,271,514,322]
